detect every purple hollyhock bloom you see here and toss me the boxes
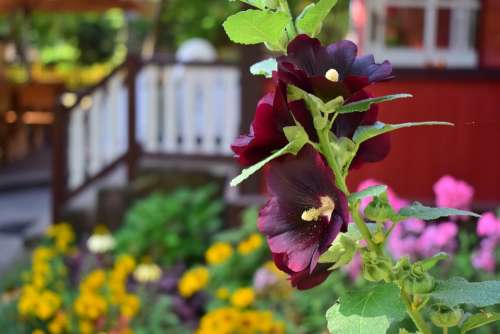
[258,146,349,289]
[278,34,393,168]
[231,82,315,166]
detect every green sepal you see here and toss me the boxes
[353,121,454,145]
[349,185,388,204]
[223,9,289,48]
[430,304,464,328]
[460,312,500,333]
[295,0,338,37]
[398,202,480,221]
[415,252,449,271]
[337,94,412,114]
[230,126,309,187]
[364,192,397,223]
[318,233,357,270]
[250,58,277,78]
[325,96,345,114]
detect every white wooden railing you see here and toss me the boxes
[136,64,241,156]
[64,61,241,192]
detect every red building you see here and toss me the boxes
[348,0,500,207]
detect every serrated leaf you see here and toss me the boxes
[461,312,500,334]
[326,283,406,334]
[432,277,500,307]
[223,10,289,46]
[353,121,454,145]
[296,0,338,37]
[415,252,449,271]
[250,58,277,78]
[398,202,480,220]
[338,94,413,114]
[349,185,388,203]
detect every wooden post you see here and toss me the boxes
[52,102,69,223]
[125,55,141,181]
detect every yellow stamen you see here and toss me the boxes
[301,196,335,222]
[325,69,339,82]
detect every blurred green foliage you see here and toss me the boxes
[114,185,223,267]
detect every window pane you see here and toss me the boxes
[385,7,425,48]
[437,8,451,48]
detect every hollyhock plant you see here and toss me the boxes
[223,1,487,333]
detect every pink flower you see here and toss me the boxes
[477,212,500,237]
[433,175,474,212]
[472,238,497,272]
[416,222,458,258]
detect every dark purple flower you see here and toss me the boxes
[258,146,349,289]
[231,83,315,166]
[277,34,393,168]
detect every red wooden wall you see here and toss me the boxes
[349,72,500,207]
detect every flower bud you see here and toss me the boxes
[392,257,412,280]
[402,272,435,295]
[430,304,463,328]
[318,234,356,270]
[361,251,393,282]
[364,196,395,223]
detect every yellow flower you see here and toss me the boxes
[35,290,61,320]
[32,330,45,334]
[74,292,107,319]
[79,320,94,334]
[48,312,68,334]
[205,242,233,265]
[47,223,75,254]
[178,267,210,298]
[80,270,106,291]
[216,287,230,300]
[237,234,263,255]
[230,287,255,309]
[115,254,136,273]
[120,294,141,318]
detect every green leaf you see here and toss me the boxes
[353,121,454,145]
[398,202,480,220]
[223,10,289,46]
[250,58,277,78]
[326,283,406,334]
[349,185,388,204]
[296,0,338,37]
[230,127,308,187]
[338,94,413,114]
[346,223,378,242]
[432,277,500,307]
[415,252,449,271]
[461,312,500,334]
[229,0,268,10]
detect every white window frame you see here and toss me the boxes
[364,0,480,68]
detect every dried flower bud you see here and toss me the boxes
[430,304,463,328]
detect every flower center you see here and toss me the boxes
[301,196,335,222]
[325,69,339,82]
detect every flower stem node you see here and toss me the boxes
[361,251,393,282]
[318,233,356,270]
[430,304,464,328]
[325,69,340,82]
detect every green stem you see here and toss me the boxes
[278,0,298,39]
[317,129,349,195]
[401,290,432,334]
[351,202,379,253]
[443,327,448,334]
